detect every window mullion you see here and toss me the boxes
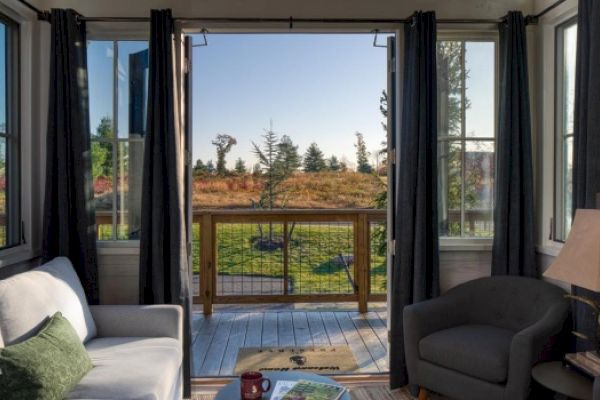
[111,41,119,240]
[460,41,467,237]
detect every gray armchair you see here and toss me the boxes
[404,276,569,400]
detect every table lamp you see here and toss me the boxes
[544,209,600,348]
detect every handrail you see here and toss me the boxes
[192,208,387,217]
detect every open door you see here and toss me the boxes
[183,35,194,291]
[386,34,398,323]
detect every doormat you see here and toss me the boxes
[234,346,359,375]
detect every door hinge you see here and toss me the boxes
[389,239,396,256]
[183,58,191,74]
[187,242,192,257]
[185,150,192,166]
[389,148,396,165]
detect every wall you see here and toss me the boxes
[34,0,534,20]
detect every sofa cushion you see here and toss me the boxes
[68,337,182,400]
[0,257,97,346]
[0,312,93,400]
[419,324,514,383]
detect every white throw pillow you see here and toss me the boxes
[0,257,97,347]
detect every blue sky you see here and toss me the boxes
[190,33,391,169]
[86,34,495,169]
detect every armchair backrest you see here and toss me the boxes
[448,276,568,332]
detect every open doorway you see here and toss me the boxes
[185,32,395,378]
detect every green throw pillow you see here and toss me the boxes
[0,312,93,400]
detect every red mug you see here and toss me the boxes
[240,371,271,400]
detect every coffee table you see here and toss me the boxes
[215,371,351,400]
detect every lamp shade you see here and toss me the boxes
[544,209,600,292]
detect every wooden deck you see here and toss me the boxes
[191,310,389,377]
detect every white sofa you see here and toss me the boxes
[0,257,183,400]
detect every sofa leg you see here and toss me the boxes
[418,388,428,400]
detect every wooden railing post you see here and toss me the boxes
[283,221,289,295]
[356,212,369,313]
[200,213,214,315]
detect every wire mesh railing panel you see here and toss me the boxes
[215,222,285,296]
[369,220,387,295]
[288,221,354,295]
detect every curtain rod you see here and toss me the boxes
[18,0,568,26]
[79,16,508,25]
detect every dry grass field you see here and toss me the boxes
[192,171,385,209]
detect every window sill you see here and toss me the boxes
[0,244,38,268]
[440,238,493,252]
[97,240,140,255]
[536,242,563,257]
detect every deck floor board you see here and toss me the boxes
[192,310,389,377]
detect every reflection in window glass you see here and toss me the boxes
[88,40,149,240]
[0,17,20,250]
[555,21,577,241]
[0,136,5,248]
[437,40,496,238]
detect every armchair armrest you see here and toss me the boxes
[403,294,468,384]
[506,302,569,399]
[90,305,183,343]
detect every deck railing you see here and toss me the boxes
[192,209,387,314]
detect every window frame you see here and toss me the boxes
[87,33,149,243]
[0,12,21,251]
[553,16,577,243]
[436,31,499,242]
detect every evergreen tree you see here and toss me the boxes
[193,159,208,174]
[355,132,372,173]
[252,128,287,209]
[206,160,216,174]
[303,143,326,172]
[91,116,113,178]
[252,163,262,177]
[212,134,237,176]
[327,155,341,171]
[438,42,471,235]
[234,158,247,174]
[275,135,301,175]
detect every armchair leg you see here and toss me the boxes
[418,388,428,400]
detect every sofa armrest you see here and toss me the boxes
[403,294,467,384]
[90,305,183,343]
[506,302,569,399]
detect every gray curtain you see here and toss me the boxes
[390,11,440,390]
[572,0,600,352]
[43,9,99,304]
[491,11,536,277]
[139,9,192,396]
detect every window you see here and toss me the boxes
[555,19,577,241]
[437,39,496,238]
[88,40,149,240]
[0,15,20,250]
